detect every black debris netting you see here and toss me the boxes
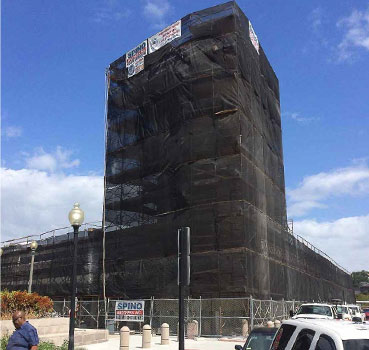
[1,1,354,303]
[1,230,102,297]
[103,1,354,301]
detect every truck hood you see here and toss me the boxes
[292,314,332,320]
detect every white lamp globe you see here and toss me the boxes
[30,241,38,251]
[68,203,85,226]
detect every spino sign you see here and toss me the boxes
[126,41,148,78]
[115,300,145,322]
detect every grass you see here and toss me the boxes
[1,336,86,350]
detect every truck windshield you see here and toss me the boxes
[343,339,369,350]
[244,330,276,350]
[337,306,348,313]
[297,305,332,317]
[349,307,358,313]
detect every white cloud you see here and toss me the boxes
[92,0,131,23]
[293,215,369,271]
[337,7,369,62]
[0,168,103,242]
[143,0,171,28]
[288,163,369,217]
[309,7,323,33]
[25,146,80,173]
[283,112,318,123]
[3,126,23,138]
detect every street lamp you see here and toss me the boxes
[28,241,38,293]
[68,203,84,350]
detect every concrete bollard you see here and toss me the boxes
[242,319,249,337]
[120,326,130,350]
[142,324,152,348]
[161,323,170,345]
[274,320,281,327]
[193,320,199,340]
[266,321,274,328]
[187,320,199,340]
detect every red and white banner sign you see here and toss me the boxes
[249,21,259,54]
[148,20,181,53]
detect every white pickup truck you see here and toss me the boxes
[292,303,336,320]
[270,319,369,350]
[347,304,366,322]
[336,305,352,320]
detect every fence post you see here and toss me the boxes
[150,297,154,327]
[199,296,202,337]
[292,299,295,315]
[97,298,100,329]
[270,298,273,321]
[250,295,254,330]
[187,296,190,323]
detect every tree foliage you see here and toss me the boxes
[351,270,369,287]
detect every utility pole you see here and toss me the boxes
[178,227,190,350]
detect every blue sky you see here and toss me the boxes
[2,0,369,271]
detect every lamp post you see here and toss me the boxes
[28,241,38,293]
[68,203,84,350]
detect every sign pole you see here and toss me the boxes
[179,272,185,350]
[178,227,190,350]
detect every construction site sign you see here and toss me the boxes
[115,300,145,321]
[126,40,148,78]
[148,20,181,53]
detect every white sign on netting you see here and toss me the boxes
[148,20,181,53]
[126,40,148,78]
[249,21,259,54]
[115,300,145,322]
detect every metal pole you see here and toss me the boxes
[179,276,185,350]
[250,295,254,330]
[28,250,36,293]
[97,298,100,329]
[178,228,190,350]
[150,296,154,327]
[270,298,273,320]
[68,225,79,350]
[199,296,202,337]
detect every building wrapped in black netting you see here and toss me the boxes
[102,1,354,301]
[1,1,354,303]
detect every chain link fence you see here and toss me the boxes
[52,297,303,336]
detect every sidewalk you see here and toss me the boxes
[83,334,245,350]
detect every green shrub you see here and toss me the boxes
[38,341,57,350]
[1,290,53,318]
[1,337,86,350]
[1,335,10,350]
